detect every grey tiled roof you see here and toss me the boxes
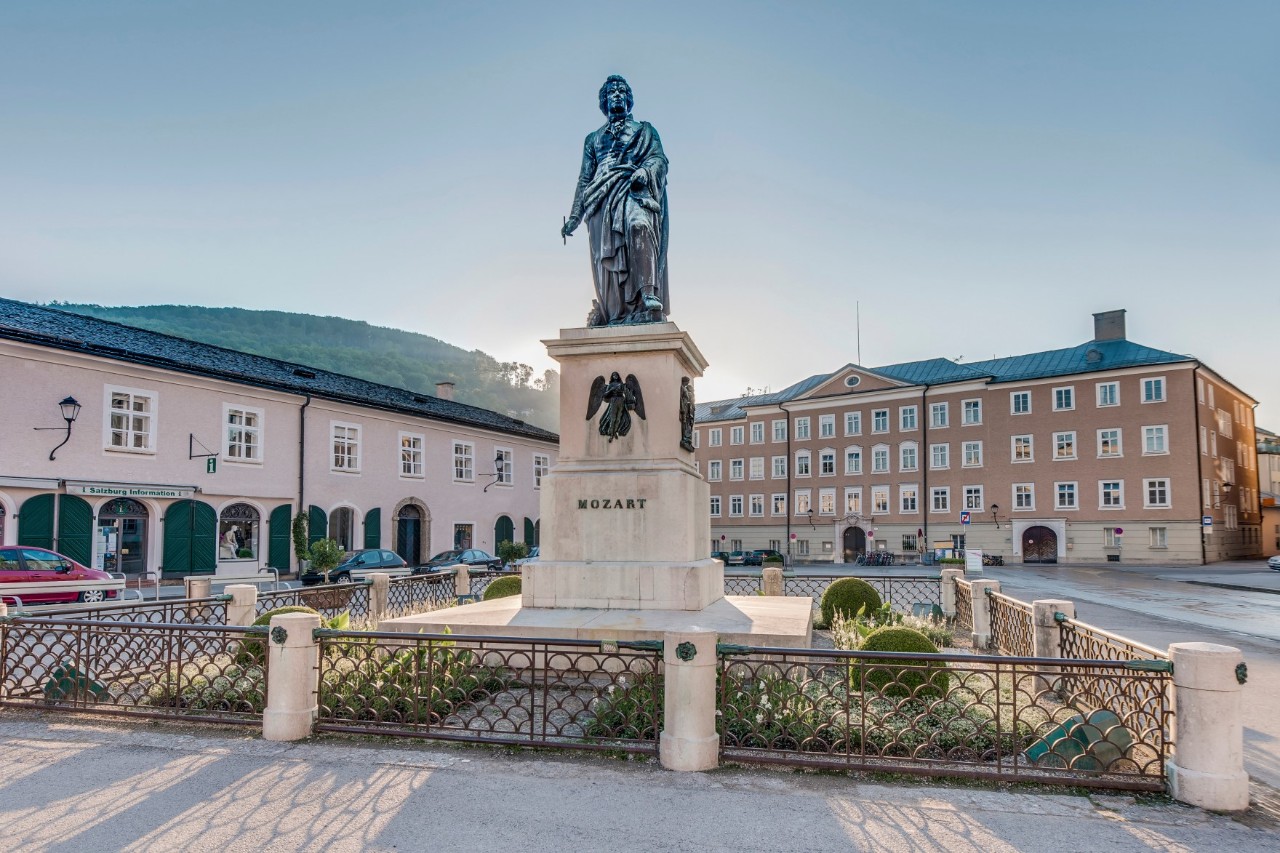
[696,337,1194,424]
[0,298,558,443]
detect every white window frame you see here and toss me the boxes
[749,494,765,517]
[750,422,764,444]
[710,495,721,517]
[771,493,787,516]
[729,458,744,481]
[844,411,862,436]
[963,485,984,511]
[899,442,918,472]
[1143,424,1169,456]
[1055,481,1078,510]
[104,385,158,454]
[399,431,425,479]
[872,409,889,433]
[749,457,765,480]
[453,440,475,483]
[930,487,950,513]
[1053,431,1076,461]
[899,484,919,514]
[1010,391,1031,415]
[771,456,787,479]
[1144,478,1171,509]
[495,447,514,486]
[1013,483,1035,511]
[533,454,550,489]
[223,403,264,464]
[795,451,811,477]
[730,425,744,446]
[844,446,862,475]
[819,414,836,439]
[819,449,836,477]
[819,488,836,515]
[1097,428,1123,458]
[929,402,948,428]
[899,406,918,432]
[1150,526,1168,548]
[772,419,787,442]
[794,417,811,441]
[871,444,890,474]
[708,428,722,447]
[962,399,982,426]
[962,441,983,468]
[1011,434,1034,463]
[1099,480,1125,510]
[930,443,949,470]
[1096,382,1119,408]
[1142,376,1166,403]
[708,460,722,481]
[331,421,362,473]
[1053,386,1075,411]
[729,495,744,517]
[844,487,862,515]
[871,485,890,514]
[794,489,812,515]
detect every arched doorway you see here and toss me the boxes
[1023,526,1058,564]
[396,505,422,565]
[494,515,515,551]
[329,507,355,551]
[218,502,260,562]
[842,526,867,562]
[98,497,149,574]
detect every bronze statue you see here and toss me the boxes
[679,376,695,452]
[587,371,645,441]
[562,75,670,326]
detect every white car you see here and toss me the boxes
[1268,555,1280,572]
[513,547,539,570]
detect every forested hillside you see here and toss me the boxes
[53,303,560,431]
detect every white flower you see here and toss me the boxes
[755,712,764,724]
[607,685,615,695]
[759,681,766,691]
[618,675,627,688]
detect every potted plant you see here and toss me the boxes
[496,540,529,571]
[308,538,344,583]
[291,512,310,572]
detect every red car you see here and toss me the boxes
[0,547,120,605]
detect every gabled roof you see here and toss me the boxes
[0,298,558,443]
[965,338,1191,384]
[875,358,990,386]
[694,372,833,422]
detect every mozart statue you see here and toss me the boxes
[562,75,670,326]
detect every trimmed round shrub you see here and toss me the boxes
[820,577,883,627]
[482,576,522,601]
[855,626,950,698]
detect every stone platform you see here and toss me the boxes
[379,595,814,647]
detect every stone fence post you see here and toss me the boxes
[263,611,322,741]
[1031,599,1074,694]
[761,566,784,597]
[1167,642,1250,811]
[184,576,211,600]
[660,630,719,772]
[453,566,471,601]
[939,569,963,618]
[369,573,390,621]
[224,584,258,626]
[967,579,1000,649]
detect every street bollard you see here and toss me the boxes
[263,611,323,741]
[184,576,211,601]
[660,630,719,772]
[1167,642,1250,811]
[761,566,784,597]
[369,572,390,621]
[453,566,470,601]
[1031,599,1074,694]
[939,569,963,618]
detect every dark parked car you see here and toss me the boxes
[300,549,407,586]
[711,551,731,563]
[0,546,121,604]
[414,549,503,574]
[744,549,785,566]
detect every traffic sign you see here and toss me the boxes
[1202,516,1213,527]
[790,533,797,540]
[1114,527,1123,536]
[960,511,971,525]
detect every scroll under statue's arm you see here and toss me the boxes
[562,133,597,238]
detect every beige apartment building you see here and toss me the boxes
[695,311,1261,566]
[0,299,557,578]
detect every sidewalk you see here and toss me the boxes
[0,715,1273,852]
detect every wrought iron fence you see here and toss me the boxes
[314,630,661,755]
[987,591,1034,657]
[723,574,941,615]
[387,572,457,615]
[954,580,973,632]
[0,617,268,724]
[717,645,1170,790]
[38,597,229,625]
[257,584,372,620]
[468,570,512,599]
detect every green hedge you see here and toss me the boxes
[820,578,883,627]
[482,576,522,601]
[854,626,950,698]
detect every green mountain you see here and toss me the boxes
[52,303,560,432]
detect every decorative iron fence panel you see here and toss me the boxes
[468,571,508,599]
[717,646,1169,791]
[315,630,661,755]
[724,574,941,614]
[954,580,973,632]
[38,597,228,625]
[0,617,267,724]
[257,584,372,620]
[386,573,456,615]
[724,576,759,596]
[987,591,1034,657]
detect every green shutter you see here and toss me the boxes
[191,501,217,573]
[308,505,327,547]
[163,500,193,575]
[494,515,514,548]
[57,495,93,566]
[18,494,55,550]
[268,505,292,569]
[523,517,536,545]
[364,508,381,549]
[163,499,217,575]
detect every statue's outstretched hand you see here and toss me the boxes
[562,216,580,238]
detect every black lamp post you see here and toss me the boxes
[990,503,1001,529]
[34,395,81,461]
[483,451,506,493]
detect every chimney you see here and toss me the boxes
[435,381,455,401]
[1092,309,1127,342]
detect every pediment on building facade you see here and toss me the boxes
[804,365,908,399]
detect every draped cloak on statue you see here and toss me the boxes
[571,118,670,326]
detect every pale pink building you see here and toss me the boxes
[0,299,557,577]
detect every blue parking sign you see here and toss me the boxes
[960,511,971,525]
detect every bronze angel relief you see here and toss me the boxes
[587,372,645,442]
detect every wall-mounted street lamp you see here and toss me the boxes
[482,451,506,493]
[34,396,81,461]
[989,503,1001,530]
[805,509,816,529]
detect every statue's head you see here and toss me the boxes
[609,371,622,382]
[598,75,633,116]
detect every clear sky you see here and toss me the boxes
[3,2,1277,422]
